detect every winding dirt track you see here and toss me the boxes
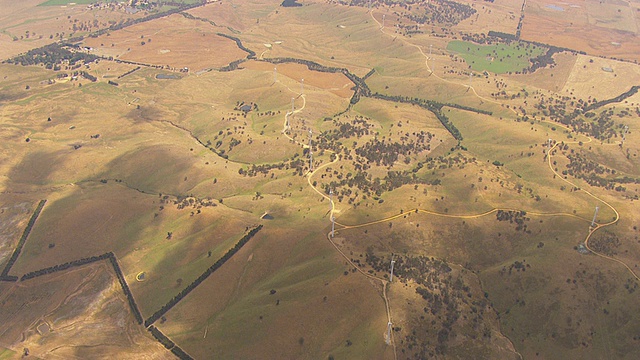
[366,8,638,282]
[267,10,638,359]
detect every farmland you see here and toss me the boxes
[446,40,546,74]
[1,0,639,359]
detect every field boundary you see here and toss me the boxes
[144,225,263,327]
[0,196,262,358]
[0,199,46,281]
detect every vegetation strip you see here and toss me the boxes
[20,253,112,281]
[148,325,194,359]
[108,253,144,325]
[144,225,263,327]
[259,56,488,141]
[369,93,493,141]
[149,326,175,349]
[0,200,46,280]
[216,33,256,59]
[261,57,370,105]
[582,85,640,112]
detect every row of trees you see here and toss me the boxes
[582,85,640,113]
[144,225,263,327]
[89,1,207,39]
[216,33,256,59]
[370,93,479,141]
[80,71,97,82]
[148,324,194,359]
[20,252,111,281]
[0,200,47,281]
[118,66,141,79]
[109,253,144,325]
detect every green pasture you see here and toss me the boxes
[447,40,545,74]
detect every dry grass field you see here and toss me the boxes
[0,0,141,60]
[0,201,34,272]
[454,0,522,35]
[521,0,640,62]
[1,0,640,359]
[0,261,168,359]
[562,54,640,102]
[83,14,249,71]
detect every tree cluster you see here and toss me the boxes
[79,71,97,82]
[367,252,491,358]
[564,149,639,190]
[281,0,302,7]
[5,43,97,70]
[495,210,530,232]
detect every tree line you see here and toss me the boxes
[144,225,263,327]
[89,1,207,39]
[260,57,371,105]
[582,85,640,113]
[370,93,478,141]
[0,200,46,281]
[148,325,194,359]
[108,253,144,324]
[216,33,256,59]
[20,252,111,281]
[118,66,141,79]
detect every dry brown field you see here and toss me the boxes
[507,51,578,92]
[454,0,522,35]
[0,201,34,271]
[0,0,140,60]
[521,0,640,62]
[243,60,354,98]
[562,54,640,102]
[83,14,248,71]
[0,261,168,359]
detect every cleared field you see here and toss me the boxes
[0,261,168,359]
[83,14,248,71]
[507,51,578,92]
[447,40,546,74]
[0,201,34,271]
[454,0,522,35]
[243,60,354,98]
[521,0,640,62]
[562,54,640,104]
[0,0,138,60]
[160,226,393,359]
